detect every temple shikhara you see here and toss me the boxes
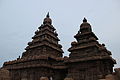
[0,13,120,80]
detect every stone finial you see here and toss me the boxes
[46,12,50,18]
[83,17,87,22]
[43,12,52,24]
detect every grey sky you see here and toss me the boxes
[0,0,120,68]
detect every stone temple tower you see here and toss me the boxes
[22,12,63,58]
[3,13,66,80]
[65,18,116,80]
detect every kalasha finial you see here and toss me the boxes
[46,12,50,18]
[83,17,87,22]
[43,12,52,24]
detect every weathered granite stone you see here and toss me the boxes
[0,68,10,80]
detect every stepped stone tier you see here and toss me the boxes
[2,14,117,80]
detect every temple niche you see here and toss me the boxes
[2,13,119,80]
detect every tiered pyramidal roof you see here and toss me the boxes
[3,13,64,69]
[22,13,63,58]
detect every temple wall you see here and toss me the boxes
[0,68,10,80]
[9,67,66,80]
[67,62,98,80]
[9,67,53,80]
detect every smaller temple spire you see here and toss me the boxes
[83,17,87,22]
[46,12,50,18]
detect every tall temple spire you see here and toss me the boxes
[3,14,65,80]
[67,18,116,80]
[22,13,63,58]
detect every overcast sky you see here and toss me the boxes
[0,0,120,68]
